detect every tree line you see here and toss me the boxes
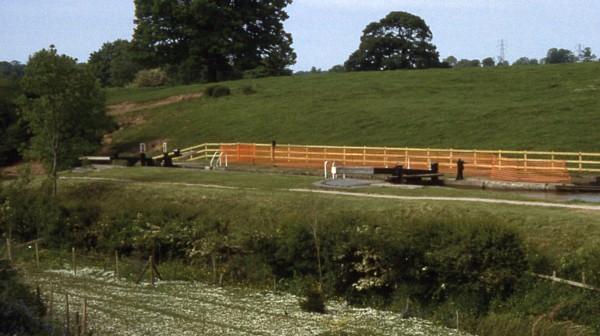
[1,5,599,175]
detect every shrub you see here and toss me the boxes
[300,283,326,313]
[241,85,257,95]
[0,261,49,335]
[204,85,231,97]
[132,68,169,87]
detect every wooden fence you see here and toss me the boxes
[169,143,600,184]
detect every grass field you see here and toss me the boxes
[60,167,600,263]
[105,63,600,154]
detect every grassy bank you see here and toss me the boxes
[106,63,600,154]
[4,168,600,335]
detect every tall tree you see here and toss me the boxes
[0,78,28,166]
[344,12,440,71]
[132,0,296,83]
[580,47,597,62]
[19,47,111,195]
[443,56,458,67]
[88,40,141,87]
[545,48,576,64]
[482,57,496,67]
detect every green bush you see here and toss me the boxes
[241,85,257,95]
[300,283,326,313]
[0,261,49,335]
[204,85,231,97]
[132,68,169,87]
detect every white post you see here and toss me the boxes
[331,162,337,180]
[162,142,168,154]
[324,161,329,179]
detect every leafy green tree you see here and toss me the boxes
[19,47,111,195]
[443,56,458,67]
[0,61,25,79]
[88,40,142,87]
[455,59,481,68]
[132,0,296,83]
[512,57,531,66]
[482,57,496,67]
[545,48,576,64]
[328,64,345,73]
[344,11,440,71]
[580,47,597,62]
[0,78,28,166]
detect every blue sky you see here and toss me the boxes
[1,0,599,71]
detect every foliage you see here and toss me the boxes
[88,39,142,87]
[0,61,25,79]
[442,56,457,67]
[241,85,257,95]
[204,85,231,98]
[0,77,28,166]
[300,283,327,313]
[133,68,169,87]
[545,48,576,64]
[0,261,49,335]
[132,0,296,83]
[345,11,440,71]
[455,59,481,68]
[19,47,111,194]
[579,47,597,62]
[512,57,539,66]
[482,57,496,67]
[328,65,345,73]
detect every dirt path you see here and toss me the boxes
[107,93,203,116]
[29,268,464,336]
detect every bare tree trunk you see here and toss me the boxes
[51,137,59,197]
[311,213,323,289]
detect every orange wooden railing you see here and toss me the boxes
[172,142,600,184]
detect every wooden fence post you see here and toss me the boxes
[49,291,53,321]
[82,299,88,335]
[363,146,366,166]
[524,153,528,171]
[579,152,583,172]
[65,293,70,336]
[72,247,76,276]
[114,250,119,281]
[6,238,12,262]
[35,241,40,269]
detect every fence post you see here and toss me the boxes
[498,150,503,169]
[72,247,76,276]
[82,299,87,335]
[287,144,290,163]
[524,153,528,171]
[384,147,388,168]
[343,146,347,165]
[426,148,431,166]
[35,241,40,268]
[6,238,12,262]
[115,250,119,281]
[449,149,454,169]
[305,146,309,164]
[405,148,409,167]
[474,150,478,166]
[551,151,555,168]
[579,152,583,172]
[363,146,366,166]
[65,293,70,336]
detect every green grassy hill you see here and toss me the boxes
[106,63,600,154]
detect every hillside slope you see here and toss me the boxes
[106,63,600,154]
